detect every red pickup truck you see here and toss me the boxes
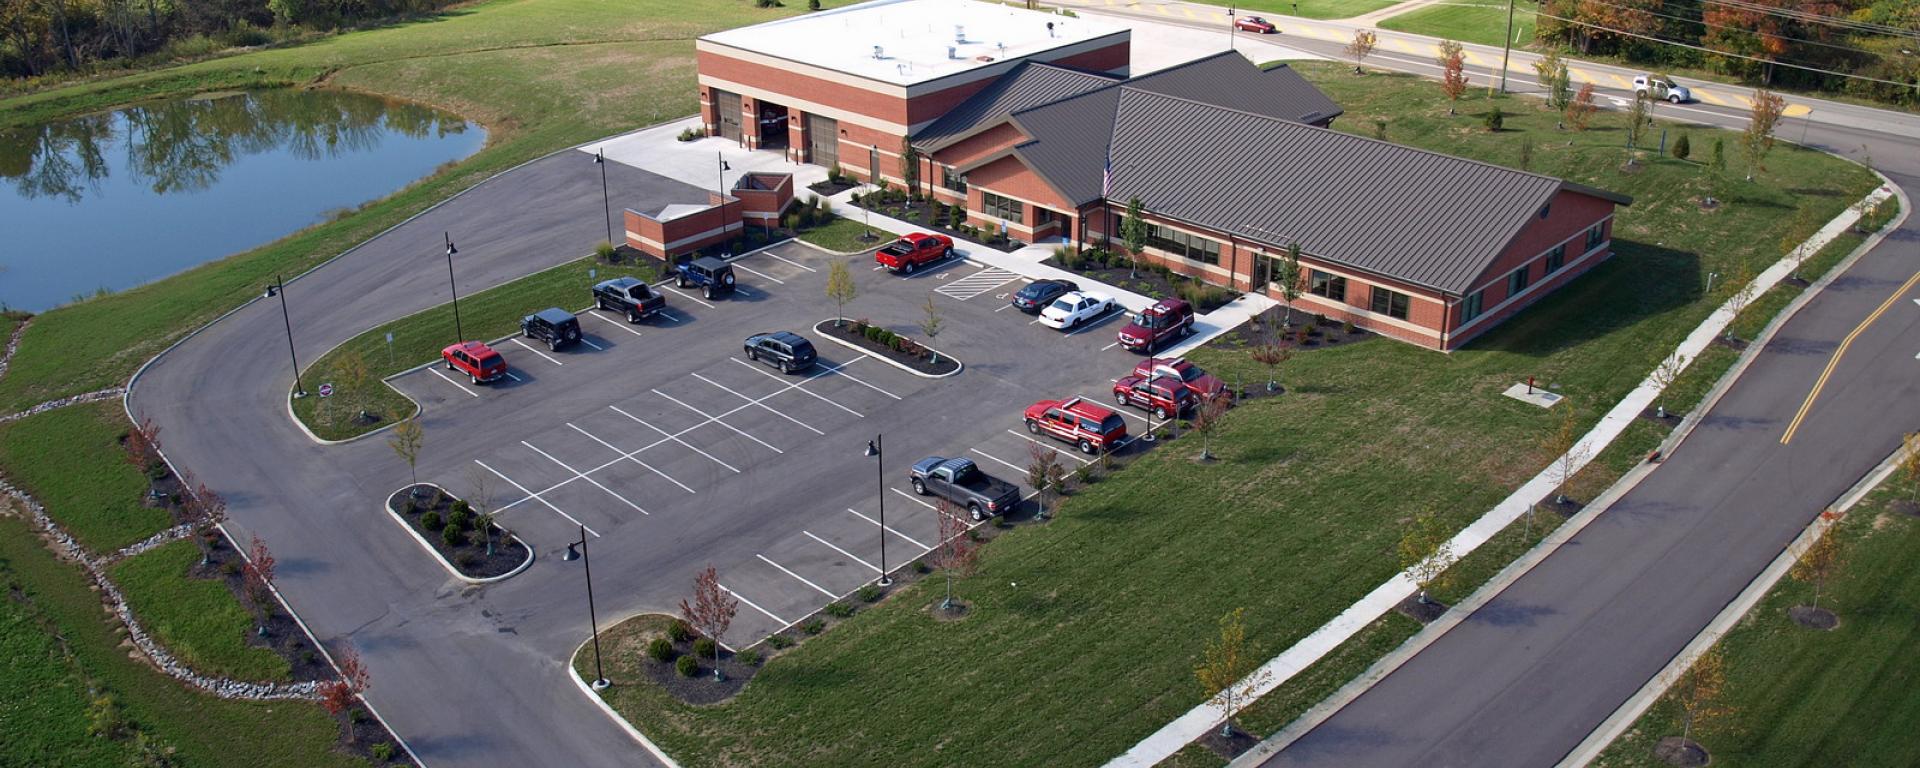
[1024,397,1128,455]
[875,233,954,274]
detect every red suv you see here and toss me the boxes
[1024,397,1128,454]
[1112,374,1196,420]
[442,341,508,384]
[1117,298,1195,353]
[875,233,954,274]
[1132,357,1228,402]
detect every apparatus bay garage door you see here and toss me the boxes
[806,114,837,167]
[716,90,743,143]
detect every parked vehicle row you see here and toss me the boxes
[442,263,707,385]
[909,457,1021,521]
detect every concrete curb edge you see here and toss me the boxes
[381,482,533,585]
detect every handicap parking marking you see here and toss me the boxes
[473,459,601,537]
[936,266,1022,301]
[803,531,883,574]
[651,389,785,454]
[719,583,789,626]
[509,338,564,366]
[584,311,645,337]
[565,423,696,494]
[521,440,649,516]
[690,372,825,435]
[728,358,866,418]
[427,368,483,398]
[755,554,837,598]
[660,285,717,309]
[847,508,930,550]
[609,404,744,472]
[729,262,786,285]
[1004,429,1094,465]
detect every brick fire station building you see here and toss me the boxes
[696,0,1631,350]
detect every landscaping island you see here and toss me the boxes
[386,484,530,581]
[814,319,960,377]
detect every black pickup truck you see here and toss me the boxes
[591,277,667,322]
[909,456,1021,521]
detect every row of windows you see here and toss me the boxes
[1305,269,1411,320]
[1145,223,1222,265]
[980,191,1023,222]
[1460,226,1601,323]
[942,167,968,194]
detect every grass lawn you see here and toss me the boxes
[0,402,171,553]
[0,515,365,767]
[795,216,887,255]
[109,539,292,683]
[1596,480,1920,768]
[294,254,665,440]
[1229,0,1404,20]
[573,63,1875,767]
[0,0,841,415]
[1380,0,1538,47]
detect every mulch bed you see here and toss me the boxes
[928,598,972,622]
[816,319,960,376]
[629,636,759,706]
[1211,307,1373,351]
[1544,496,1587,518]
[1892,500,1920,517]
[1788,604,1839,630]
[1040,257,1242,315]
[388,485,530,580]
[1394,594,1449,624]
[807,178,860,197]
[1195,724,1260,760]
[847,197,1022,253]
[1655,736,1710,767]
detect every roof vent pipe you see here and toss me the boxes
[954,25,965,42]
[947,46,957,59]
[872,45,885,59]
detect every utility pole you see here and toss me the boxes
[1498,0,1516,93]
[1229,7,1237,51]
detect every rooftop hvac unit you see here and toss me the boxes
[947,46,957,59]
[872,45,885,59]
[954,25,966,42]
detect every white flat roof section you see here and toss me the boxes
[701,0,1125,86]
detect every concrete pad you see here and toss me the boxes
[1503,383,1566,409]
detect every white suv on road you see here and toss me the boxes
[1633,74,1691,103]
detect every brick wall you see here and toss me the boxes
[624,194,744,259]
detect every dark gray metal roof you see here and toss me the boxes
[1004,85,1122,204]
[1103,88,1628,294]
[913,62,1119,150]
[1124,52,1343,126]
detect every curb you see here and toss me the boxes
[567,632,685,768]
[810,320,962,379]
[382,482,532,585]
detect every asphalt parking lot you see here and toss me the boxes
[397,239,1163,645]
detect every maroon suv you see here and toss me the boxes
[1132,357,1228,402]
[1116,298,1194,353]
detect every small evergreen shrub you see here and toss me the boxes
[801,618,826,635]
[1672,132,1691,160]
[693,637,717,659]
[441,525,467,548]
[349,708,368,724]
[420,512,444,531]
[825,601,856,618]
[647,637,675,662]
[668,619,694,642]
[447,507,471,531]
[1484,106,1504,132]
[766,633,795,649]
[371,743,394,762]
[913,561,931,574]
[857,584,883,603]
[676,654,699,676]
[455,552,479,568]
[738,649,762,666]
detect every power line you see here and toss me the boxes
[1549,0,1911,62]
[1536,10,1920,89]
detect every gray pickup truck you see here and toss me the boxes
[908,456,1021,521]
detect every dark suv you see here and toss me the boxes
[744,331,817,373]
[1117,298,1194,352]
[521,307,582,350]
[676,255,737,299]
[592,276,666,322]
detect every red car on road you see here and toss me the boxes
[1235,16,1278,33]
[1024,397,1129,455]
[1112,374,1197,420]
[442,341,508,384]
[1132,357,1228,402]
[875,233,954,274]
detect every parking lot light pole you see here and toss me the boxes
[265,276,305,398]
[594,149,614,246]
[444,233,464,341]
[563,525,610,690]
[864,436,891,586]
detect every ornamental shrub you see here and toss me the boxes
[801,618,826,635]
[647,637,675,662]
[693,637,717,658]
[766,633,795,649]
[420,511,444,531]
[738,649,762,666]
[668,619,694,642]
[1672,132,1692,161]
[447,507,471,531]
[441,525,467,548]
[1484,105,1504,132]
[825,601,856,618]
[371,743,394,762]
[857,584,884,602]
[675,654,699,676]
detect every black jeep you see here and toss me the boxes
[521,307,583,350]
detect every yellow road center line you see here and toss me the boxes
[1152,4,1168,14]
[1783,103,1812,117]
[1180,5,1195,17]
[1694,90,1727,106]
[1781,268,1920,444]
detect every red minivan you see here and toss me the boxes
[442,341,508,384]
[1023,397,1128,454]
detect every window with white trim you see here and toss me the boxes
[1370,287,1409,320]
[1309,270,1347,303]
[941,166,968,194]
[981,191,1023,222]
[1584,223,1605,250]
[1145,223,1220,265]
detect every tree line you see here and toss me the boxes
[1535,0,1920,106]
[1,0,456,80]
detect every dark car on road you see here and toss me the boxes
[744,331,817,374]
[521,307,582,351]
[1234,15,1278,33]
[442,341,508,384]
[1009,278,1079,314]
[1116,297,1194,353]
[909,456,1021,521]
[676,255,737,299]
[592,276,666,322]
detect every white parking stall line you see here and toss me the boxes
[1064,309,1127,337]
[803,531,883,574]
[585,311,645,337]
[691,372,825,435]
[823,361,902,400]
[427,368,482,398]
[968,448,1031,475]
[1102,404,1153,425]
[846,508,931,550]
[996,303,1017,312]
[720,583,788,626]
[763,251,818,272]
[1004,429,1093,465]
[651,389,784,454]
[1101,341,1123,351]
[661,285,716,309]
[729,358,865,418]
[730,262,785,284]
[521,441,649,516]
[564,423,696,494]
[890,487,938,510]
[609,405,743,473]
[657,308,687,323]
[474,459,601,537]
[756,554,837,598]
[509,338,564,366]
[578,337,605,351]
[504,371,524,382]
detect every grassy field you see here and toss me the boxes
[110,540,293,683]
[1380,0,1538,47]
[1596,479,1920,768]
[572,64,1876,767]
[796,217,888,254]
[0,402,171,553]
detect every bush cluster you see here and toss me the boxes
[675,655,699,677]
[856,584,883,603]
[857,324,931,360]
[824,602,856,618]
[1176,281,1234,312]
[800,618,826,635]
[692,637,717,659]
[737,649,762,666]
[787,195,834,231]
[667,619,694,642]
[647,637,675,663]
[420,511,444,531]
[675,127,705,142]
[766,633,795,649]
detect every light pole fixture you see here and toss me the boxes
[265,276,305,399]
[1228,7,1237,51]
[716,152,731,198]
[444,233,464,342]
[564,525,610,690]
[863,436,891,586]
[594,149,614,246]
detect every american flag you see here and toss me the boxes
[1101,153,1112,198]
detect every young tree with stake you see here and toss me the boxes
[1437,40,1467,115]
[1345,29,1376,74]
[1122,197,1148,279]
[1741,90,1786,181]
[933,499,979,611]
[1192,394,1229,462]
[1668,644,1730,758]
[681,565,739,680]
[318,642,372,743]
[1903,432,1920,507]
[1532,49,1571,110]
[465,466,500,556]
[1626,92,1650,150]
[243,534,277,635]
[826,259,857,327]
[180,475,228,566]
[1722,264,1757,341]
[1397,512,1452,606]
[1275,242,1302,327]
[1194,607,1270,740]
[1648,354,1687,419]
[1565,82,1597,132]
[920,292,943,364]
[1025,444,1067,521]
[1250,342,1290,393]
[122,416,162,473]
[388,415,424,499]
[1789,512,1845,614]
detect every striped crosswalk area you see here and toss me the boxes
[936,266,1022,301]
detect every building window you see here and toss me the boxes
[1370,287,1409,320]
[1461,289,1485,322]
[1546,243,1566,273]
[1145,223,1221,265]
[1308,270,1347,303]
[1507,266,1530,297]
[942,166,968,194]
[981,191,1023,222]
[1584,223,1605,250]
